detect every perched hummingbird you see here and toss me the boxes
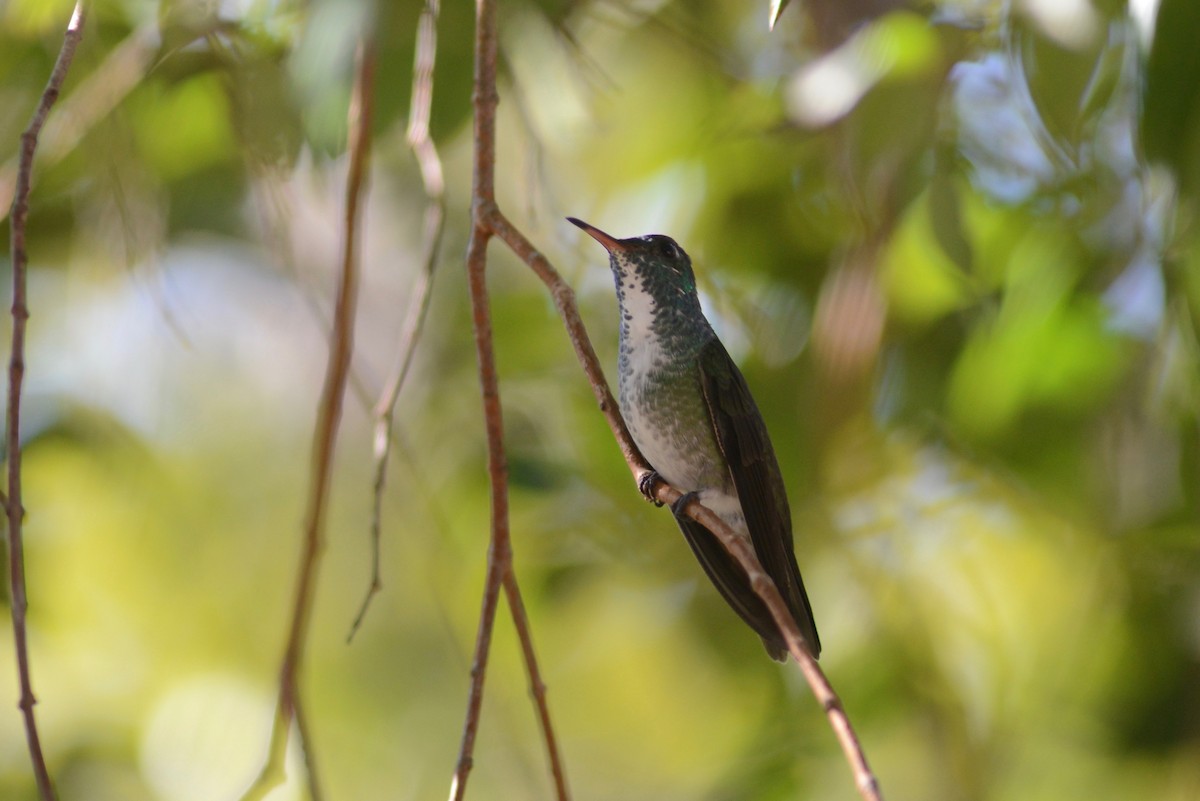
[568,217,820,661]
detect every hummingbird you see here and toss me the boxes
[568,217,820,661]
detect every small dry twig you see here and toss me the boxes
[349,0,446,642]
[0,19,154,223]
[5,5,87,800]
[239,37,375,801]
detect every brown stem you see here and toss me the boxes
[667,491,883,801]
[501,571,571,800]
[0,19,155,223]
[450,207,507,801]
[5,5,87,799]
[239,36,375,801]
[350,0,446,642]
[450,0,504,793]
[450,0,571,797]
[293,688,326,801]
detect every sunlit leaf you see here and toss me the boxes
[882,189,969,324]
[130,74,236,181]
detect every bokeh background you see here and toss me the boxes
[1,0,1199,799]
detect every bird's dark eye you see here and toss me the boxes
[659,238,680,259]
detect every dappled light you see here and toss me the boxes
[2,0,1198,799]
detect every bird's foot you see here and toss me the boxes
[670,490,699,518]
[637,470,665,507]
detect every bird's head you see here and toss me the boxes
[568,217,699,306]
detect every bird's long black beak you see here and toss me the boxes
[567,217,627,253]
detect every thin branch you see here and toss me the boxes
[349,0,446,642]
[293,689,326,801]
[483,210,885,801]
[239,37,375,801]
[662,490,881,800]
[450,0,505,792]
[5,5,87,800]
[450,211,507,801]
[500,571,570,799]
[0,20,155,223]
[451,0,572,796]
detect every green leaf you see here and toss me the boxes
[882,189,970,324]
[1142,0,1200,199]
[929,148,973,273]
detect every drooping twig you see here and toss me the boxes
[5,5,87,800]
[238,37,375,801]
[450,0,572,797]
[500,571,571,798]
[349,0,446,642]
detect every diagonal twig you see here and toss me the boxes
[238,36,376,801]
[500,570,570,797]
[0,18,154,224]
[5,5,87,800]
[657,489,881,800]
[349,0,446,642]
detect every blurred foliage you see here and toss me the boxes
[1,0,1199,800]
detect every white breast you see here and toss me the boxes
[618,274,658,348]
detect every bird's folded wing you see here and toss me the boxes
[697,339,821,657]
